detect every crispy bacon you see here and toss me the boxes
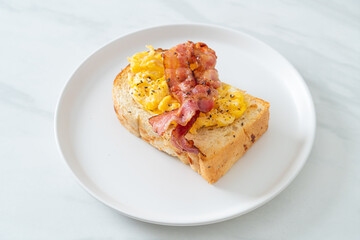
[149,41,220,154]
[171,111,200,154]
[149,99,198,136]
[193,42,221,89]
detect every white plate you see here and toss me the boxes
[55,24,316,226]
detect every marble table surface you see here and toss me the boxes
[1,0,359,239]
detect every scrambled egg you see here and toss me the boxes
[189,83,247,133]
[128,46,180,114]
[128,46,247,133]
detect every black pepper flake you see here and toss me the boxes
[226,110,229,112]
[241,122,244,126]
[151,90,155,93]
[137,94,141,96]
[166,78,170,82]
[230,94,234,98]
[168,104,171,107]
[209,115,212,118]
[233,135,236,138]
[207,89,211,94]
[144,86,148,89]
[207,166,211,168]
[128,111,131,113]
[251,134,255,143]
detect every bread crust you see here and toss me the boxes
[113,64,269,184]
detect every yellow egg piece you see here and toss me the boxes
[128,46,178,114]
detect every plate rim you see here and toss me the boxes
[54,23,316,226]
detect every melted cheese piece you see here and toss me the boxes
[128,46,247,133]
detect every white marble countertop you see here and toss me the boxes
[1,0,359,239]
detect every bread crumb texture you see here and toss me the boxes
[113,51,269,184]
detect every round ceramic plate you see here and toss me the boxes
[55,24,316,226]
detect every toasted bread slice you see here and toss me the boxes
[113,65,269,184]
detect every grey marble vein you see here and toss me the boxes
[0,82,53,119]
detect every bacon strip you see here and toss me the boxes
[193,42,221,89]
[170,112,200,154]
[149,99,198,136]
[149,41,220,154]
